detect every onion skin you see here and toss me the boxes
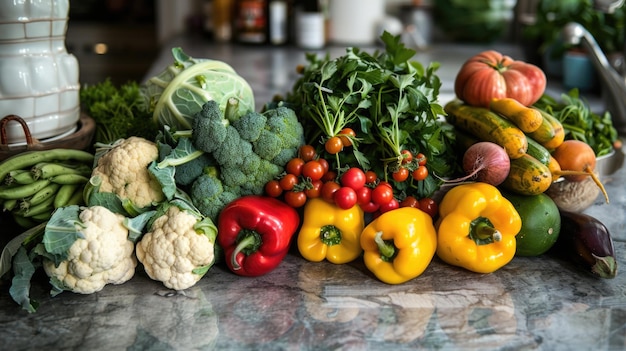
[462,142,511,186]
[549,210,617,279]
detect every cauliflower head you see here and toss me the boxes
[136,205,216,291]
[42,206,137,294]
[91,136,165,208]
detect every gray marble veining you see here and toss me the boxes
[1,38,625,351]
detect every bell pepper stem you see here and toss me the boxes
[374,231,397,262]
[320,225,342,246]
[471,219,502,245]
[231,230,262,270]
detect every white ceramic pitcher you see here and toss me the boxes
[0,0,80,144]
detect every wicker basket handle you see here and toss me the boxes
[1,114,39,147]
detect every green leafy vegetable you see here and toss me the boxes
[80,79,159,145]
[535,89,619,157]
[286,31,457,198]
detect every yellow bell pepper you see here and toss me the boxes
[297,197,364,264]
[360,207,437,284]
[436,182,522,273]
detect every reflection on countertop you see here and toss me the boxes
[2,38,625,351]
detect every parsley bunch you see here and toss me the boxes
[80,79,159,147]
[286,32,458,198]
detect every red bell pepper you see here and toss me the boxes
[217,195,300,276]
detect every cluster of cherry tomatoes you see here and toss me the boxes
[264,144,439,218]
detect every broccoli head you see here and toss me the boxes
[186,100,305,221]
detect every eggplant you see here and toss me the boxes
[549,210,617,279]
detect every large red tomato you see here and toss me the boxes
[454,50,546,108]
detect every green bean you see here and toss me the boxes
[19,195,55,218]
[28,183,61,207]
[54,183,79,209]
[3,198,17,212]
[31,162,92,180]
[6,170,36,185]
[12,214,37,229]
[65,186,85,207]
[49,174,89,185]
[0,148,94,182]
[0,179,51,200]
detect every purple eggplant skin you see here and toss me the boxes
[549,210,617,279]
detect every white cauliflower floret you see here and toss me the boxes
[91,136,164,208]
[43,206,137,294]
[136,205,216,291]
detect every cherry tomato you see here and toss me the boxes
[419,197,438,218]
[321,181,341,203]
[305,179,323,199]
[340,167,366,190]
[302,160,325,181]
[317,158,329,175]
[412,165,428,181]
[321,170,337,182]
[284,191,307,208]
[299,144,317,162]
[400,149,413,164]
[264,180,283,198]
[400,195,419,208]
[355,186,372,205]
[392,167,410,182]
[285,157,305,176]
[325,136,343,154]
[333,186,358,210]
[364,170,378,184]
[279,173,298,191]
[415,152,427,166]
[378,198,399,214]
[371,183,394,205]
[359,201,380,213]
[339,127,356,147]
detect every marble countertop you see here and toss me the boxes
[1,37,626,351]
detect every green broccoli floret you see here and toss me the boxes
[250,106,304,164]
[174,153,215,186]
[232,111,267,142]
[190,172,240,222]
[191,100,228,153]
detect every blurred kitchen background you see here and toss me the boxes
[66,0,625,89]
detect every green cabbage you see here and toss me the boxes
[144,47,255,130]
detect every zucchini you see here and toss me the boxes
[531,108,564,150]
[501,154,552,195]
[490,98,543,133]
[526,137,551,166]
[527,107,556,144]
[445,100,528,159]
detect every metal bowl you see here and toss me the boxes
[545,148,623,212]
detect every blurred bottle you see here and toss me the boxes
[234,0,268,44]
[295,0,325,49]
[268,0,289,45]
[213,0,233,42]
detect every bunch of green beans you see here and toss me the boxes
[0,148,94,229]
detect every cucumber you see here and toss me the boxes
[445,100,528,159]
[526,137,552,166]
[500,154,552,195]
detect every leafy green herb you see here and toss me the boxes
[535,89,619,156]
[286,32,458,198]
[80,79,159,146]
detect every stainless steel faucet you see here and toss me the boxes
[561,0,626,135]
